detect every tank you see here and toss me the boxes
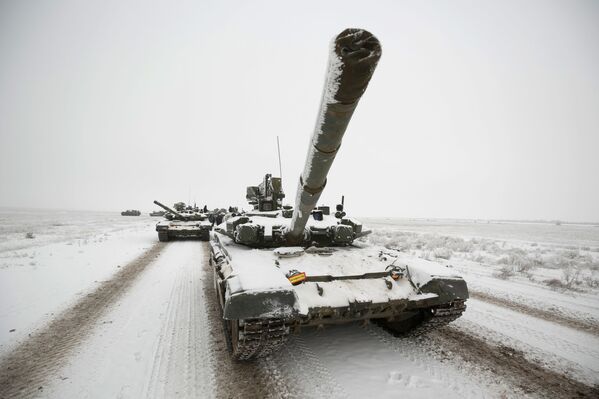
[209,28,468,360]
[149,210,166,217]
[121,209,141,216]
[153,200,212,241]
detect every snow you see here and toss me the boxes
[283,326,500,399]
[0,211,156,353]
[363,217,599,248]
[273,246,305,257]
[363,219,599,322]
[451,258,599,325]
[43,241,215,399]
[1,211,598,398]
[457,299,599,386]
[216,235,291,293]
[321,38,343,106]
[0,208,153,253]
[360,217,599,389]
[295,34,343,188]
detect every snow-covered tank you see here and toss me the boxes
[153,200,212,241]
[121,209,141,216]
[210,28,468,360]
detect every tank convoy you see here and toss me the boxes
[209,28,468,360]
[121,209,141,216]
[153,200,212,241]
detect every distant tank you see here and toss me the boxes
[121,209,141,216]
[153,200,212,241]
[209,28,468,360]
[149,210,166,217]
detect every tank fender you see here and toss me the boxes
[419,277,469,304]
[224,279,298,320]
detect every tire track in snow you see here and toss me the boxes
[363,323,512,398]
[0,242,165,399]
[432,327,599,398]
[470,290,599,336]
[144,242,215,398]
[271,322,499,398]
[456,298,599,387]
[456,318,599,388]
[267,333,348,398]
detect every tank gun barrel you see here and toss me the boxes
[153,200,186,219]
[287,29,381,241]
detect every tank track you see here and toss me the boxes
[234,319,289,360]
[404,300,467,337]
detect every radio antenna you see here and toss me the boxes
[276,136,283,182]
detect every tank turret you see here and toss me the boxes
[287,29,381,242]
[153,200,208,222]
[218,29,381,248]
[153,200,183,217]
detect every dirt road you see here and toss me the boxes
[0,242,165,398]
[1,241,598,398]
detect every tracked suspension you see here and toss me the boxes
[233,318,290,360]
[405,300,467,337]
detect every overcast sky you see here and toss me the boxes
[1,0,598,222]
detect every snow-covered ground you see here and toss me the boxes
[364,218,599,309]
[0,209,156,351]
[1,211,598,398]
[362,218,599,390]
[41,241,215,399]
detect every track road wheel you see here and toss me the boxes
[231,319,241,357]
[378,301,467,337]
[377,310,432,336]
[213,268,224,310]
[227,319,257,361]
[227,319,289,361]
[223,319,248,360]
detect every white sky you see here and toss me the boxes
[1,0,598,222]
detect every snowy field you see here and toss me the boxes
[0,209,156,351]
[363,218,599,312]
[0,210,598,398]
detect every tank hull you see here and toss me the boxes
[210,223,468,359]
[156,220,211,241]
